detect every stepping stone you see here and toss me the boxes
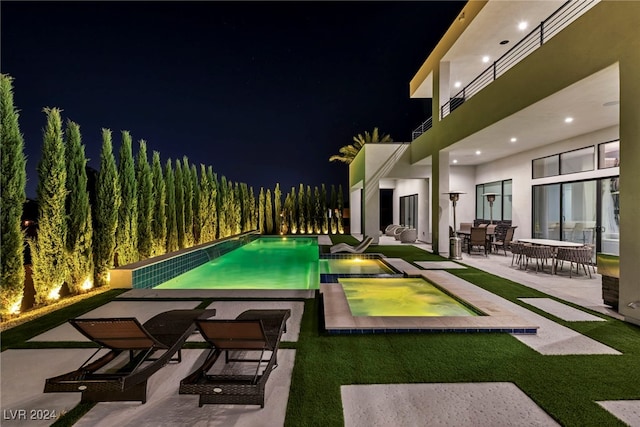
[597,400,640,426]
[415,261,467,269]
[342,382,559,426]
[519,298,604,322]
[384,258,417,273]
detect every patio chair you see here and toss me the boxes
[467,227,488,256]
[556,245,593,278]
[329,236,373,254]
[180,309,291,408]
[393,226,409,240]
[509,241,526,267]
[384,224,400,236]
[44,309,217,403]
[400,228,417,243]
[523,245,554,273]
[493,226,515,256]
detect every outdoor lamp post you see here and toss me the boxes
[482,193,499,224]
[444,191,465,260]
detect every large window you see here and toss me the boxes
[533,145,596,178]
[533,155,559,178]
[475,180,512,221]
[560,146,594,174]
[399,194,417,229]
[598,140,620,169]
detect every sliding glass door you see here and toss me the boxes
[532,177,619,255]
[562,181,596,244]
[600,177,620,255]
[399,194,417,230]
[532,184,560,239]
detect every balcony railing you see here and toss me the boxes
[411,116,433,140]
[412,0,598,141]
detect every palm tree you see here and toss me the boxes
[329,127,393,164]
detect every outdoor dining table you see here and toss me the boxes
[516,238,584,274]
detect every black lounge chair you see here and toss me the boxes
[44,308,216,403]
[179,309,291,408]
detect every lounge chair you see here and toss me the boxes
[399,228,417,243]
[384,224,401,236]
[329,236,373,254]
[44,308,216,403]
[180,309,291,408]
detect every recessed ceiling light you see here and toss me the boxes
[518,21,528,31]
[482,55,490,63]
[500,40,509,45]
[510,137,517,143]
[475,150,481,155]
[565,117,574,123]
[452,159,458,164]
[454,81,461,88]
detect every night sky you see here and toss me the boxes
[2,1,463,199]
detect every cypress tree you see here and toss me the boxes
[94,129,120,287]
[274,183,282,233]
[258,187,265,234]
[281,193,290,234]
[306,184,313,234]
[218,175,228,237]
[182,157,194,247]
[290,187,297,234]
[136,140,153,259]
[232,181,242,235]
[337,184,345,234]
[174,159,185,248]
[198,165,213,243]
[64,120,93,293]
[330,185,338,234]
[313,186,321,233]
[249,186,257,231]
[115,131,138,265]
[191,164,201,244]
[209,168,218,239]
[164,159,178,252]
[0,74,27,316]
[321,184,329,234]
[29,108,67,305]
[298,183,306,234]
[150,151,166,256]
[266,188,273,234]
[241,183,251,232]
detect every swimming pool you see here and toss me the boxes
[156,237,320,290]
[340,277,479,317]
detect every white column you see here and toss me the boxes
[363,179,380,244]
[438,151,451,255]
[438,61,451,120]
[349,188,362,235]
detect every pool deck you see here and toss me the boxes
[321,270,539,334]
[2,234,638,426]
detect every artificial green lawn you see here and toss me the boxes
[2,239,640,426]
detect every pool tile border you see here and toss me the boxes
[320,270,539,334]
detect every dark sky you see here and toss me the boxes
[2,1,463,199]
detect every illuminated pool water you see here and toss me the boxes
[340,277,479,317]
[319,258,394,275]
[156,237,319,290]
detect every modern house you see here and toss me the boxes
[348,0,639,324]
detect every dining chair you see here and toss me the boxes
[467,227,488,256]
